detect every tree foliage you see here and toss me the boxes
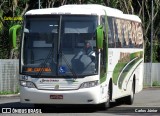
[0,0,160,62]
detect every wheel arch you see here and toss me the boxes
[133,74,136,94]
[109,78,113,100]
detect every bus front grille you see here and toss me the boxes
[36,83,80,90]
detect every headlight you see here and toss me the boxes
[20,81,27,86]
[80,80,98,89]
[20,81,36,88]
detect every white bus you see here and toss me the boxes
[19,4,144,109]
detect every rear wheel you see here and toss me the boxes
[125,82,134,105]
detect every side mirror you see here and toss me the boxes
[9,25,22,49]
[96,25,104,49]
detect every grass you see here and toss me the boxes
[0,86,19,95]
[152,81,160,87]
[0,90,19,95]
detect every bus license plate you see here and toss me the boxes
[50,95,63,99]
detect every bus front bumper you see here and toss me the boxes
[20,86,101,104]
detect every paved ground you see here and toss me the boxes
[0,88,160,115]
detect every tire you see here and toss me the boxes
[34,104,45,109]
[125,82,134,105]
[98,86,111,110]
[116,97,125,105]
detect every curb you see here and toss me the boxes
[0,93,20,98]
[0,88,159,98]
[143,87,160,90]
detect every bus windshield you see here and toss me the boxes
[22,15,98,77]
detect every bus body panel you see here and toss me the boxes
[20,75,109,104]
[20,86,101,104]
[108,48,144,100]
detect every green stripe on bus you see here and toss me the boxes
[112,51,143,86]
[118,58,142,89]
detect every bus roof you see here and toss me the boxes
[25,4,141,23]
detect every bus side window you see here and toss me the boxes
[100,16,106,36]
[108,17,114,48]
[100,37,107,72]
[113,18,119,48]
[135,23,143,48]
[116,18,123,48]
[123,20,131,48]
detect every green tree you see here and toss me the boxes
[0,0,160,61]
[0,0,29,59]
[104,0,160,62]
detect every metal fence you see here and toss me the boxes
[144,63,160,87]
[0,59,19,93]
[0,60,160,93]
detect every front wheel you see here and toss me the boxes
[98,86,111,110]
[34,104,44,109]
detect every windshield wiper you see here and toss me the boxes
[36,48,55,77]
[59,50,78,80]
[36,36,57,78]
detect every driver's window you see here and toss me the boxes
[100,16,107,70]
